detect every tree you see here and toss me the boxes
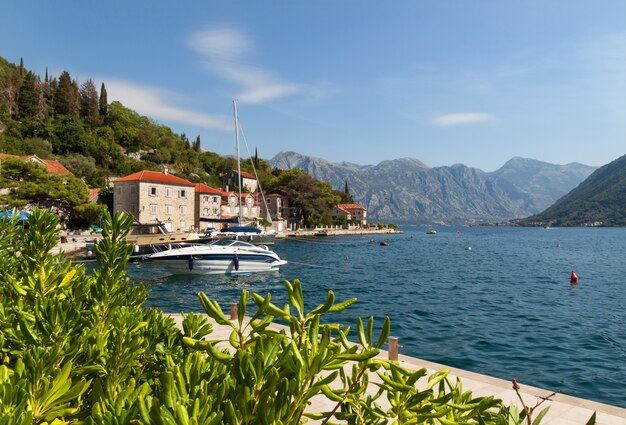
[192,135,201,152]
[79,79,100,126]
[54,71,79,117]
[17,71,41,120]
[98,82,108,119]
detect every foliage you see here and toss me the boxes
[522,153,626,226]
[0,208,550,424]
[0,157,89,223]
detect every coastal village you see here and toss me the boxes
[0,152,398,248]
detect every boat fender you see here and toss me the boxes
[188,255,194,271]
[233,254,240,271]
[570,271,578,283]
[134,244,139,253]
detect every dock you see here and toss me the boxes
[168,313,626,425]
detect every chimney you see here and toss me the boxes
[162,164,169,175]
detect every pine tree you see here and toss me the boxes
[54,71,79,117]
[17,71,41,120]
[99,82,108,119]
[79,79,100,126]
[193,135,201,152]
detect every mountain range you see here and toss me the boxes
[269,151,596,225]
[523,153,626,226]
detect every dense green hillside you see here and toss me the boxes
[522,153,626,226]
[0,56,351,227]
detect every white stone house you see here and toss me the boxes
[221,191,260,224]
[331,203,367,226]
[194,183,223,232]
[113,170,196,232]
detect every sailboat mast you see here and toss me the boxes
[233,100,243,224]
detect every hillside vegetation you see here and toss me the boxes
[0,56,351,226]
[522,153,626,226]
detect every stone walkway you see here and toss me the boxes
[168,313,626,425]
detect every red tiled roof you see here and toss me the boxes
[337,203,366,211]
[240,171,256,179]
[42,159,70,174]
[113,170,195,186]
[0,154,70,174]
[335,206,351,215]
[88,188,100,202]
[194,183,222,194]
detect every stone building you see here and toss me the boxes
[194,183,223,232]
[331,203,367,226]
[113,170,196,232]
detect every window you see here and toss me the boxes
[165,187,172,197]
[150,204,158,215]
[213,196,219,203]
[203,208,209,215]
[149,186,157,196]
[179,205,187,215]
[203,195,209,203]
[179,189,186,198]
[165,205,172,215]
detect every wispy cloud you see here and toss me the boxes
[432,112,495,126]
[187,27,299,104]
[105,79,231,130]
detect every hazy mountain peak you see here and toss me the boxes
[269,151,596,224]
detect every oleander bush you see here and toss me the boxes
[0,209,545,424]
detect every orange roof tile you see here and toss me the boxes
[194,183,223,194]
[240,171,256,179]
[42,159,70,174]
[337,203,366,211]
[113,170,195,186]
[88,188,100,202]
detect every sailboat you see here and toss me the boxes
[207,101,276,245]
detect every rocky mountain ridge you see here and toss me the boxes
[270,151,596,224]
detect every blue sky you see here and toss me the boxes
[3,1,626,171]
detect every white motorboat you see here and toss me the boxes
[144,239,287,275]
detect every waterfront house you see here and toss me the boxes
[113,170,196,232]
[194,183,223,232]
[331,203,367,226]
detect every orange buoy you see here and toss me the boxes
[570,271,578,283]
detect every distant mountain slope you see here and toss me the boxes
[488,157,596,213]
[525,153,626,226]
[269,151,596,224]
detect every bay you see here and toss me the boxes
[131,226,626,408]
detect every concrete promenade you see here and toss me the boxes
[168,313,626,425]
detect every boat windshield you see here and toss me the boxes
[207,239,255,248]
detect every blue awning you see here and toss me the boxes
[0,210,31,221]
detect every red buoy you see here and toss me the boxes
[570,271,578,283]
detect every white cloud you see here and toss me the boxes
[433,112,495,126]
[187,27,300,104]
[106,79,231,130]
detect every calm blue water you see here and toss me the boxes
[129,226,626,408]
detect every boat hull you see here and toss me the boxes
[149,254,287,275]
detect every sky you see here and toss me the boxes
[3,1,626,171]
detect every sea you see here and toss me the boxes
[127,226,626,408]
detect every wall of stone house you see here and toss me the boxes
[113,181,140,220]
[113,181,195,230]
[139,182,195,231]
[195,193,222,231]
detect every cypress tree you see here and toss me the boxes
[193,135,201,152]
[99,82,108,119]
[344,180,349,195]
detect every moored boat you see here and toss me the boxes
[143,239,287,275]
